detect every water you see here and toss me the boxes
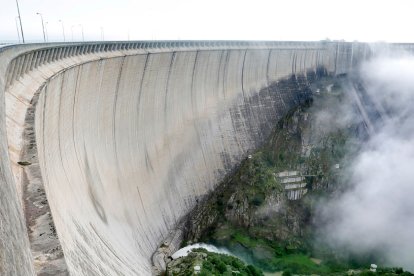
[171,243,234,259]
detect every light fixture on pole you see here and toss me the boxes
[78,24,84,41]
[15,0,25,43]
[45,21,49,42]
[36,12,46,42]
[15,17,21,43]
[59,20,66,42]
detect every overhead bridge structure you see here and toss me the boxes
[0,40,407,275]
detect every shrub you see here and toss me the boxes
[246,264,263,276]
[396,267,404,274]
[216,261,227,273]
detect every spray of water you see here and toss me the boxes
[171,243,234,259]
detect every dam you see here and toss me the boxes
[0,41,409,275]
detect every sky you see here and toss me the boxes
[1,0,414,43]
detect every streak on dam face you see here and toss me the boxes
[0,41,394,275]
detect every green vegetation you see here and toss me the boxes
[166,248,263,276]
[375,267,413,275]
[206,225,346,274]
[167,244,413,275]
[355,267,413,276]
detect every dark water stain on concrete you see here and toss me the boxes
[84,153,108,224]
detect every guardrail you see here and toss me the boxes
[3,40,329,90]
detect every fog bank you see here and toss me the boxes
[320,53,414,270]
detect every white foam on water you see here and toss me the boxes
[171,243,233,259]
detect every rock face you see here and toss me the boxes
[21,90,69,275]
[0,41,406,275]
[181,76,367,273]
[183,103,318,247]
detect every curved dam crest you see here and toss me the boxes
[1,41,411,275]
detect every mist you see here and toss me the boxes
[171,243,234,259]
[319,52,414,270]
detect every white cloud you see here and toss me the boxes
[319,52,414,270]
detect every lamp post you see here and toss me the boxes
[15,17,21,43]
[79,24,84,41]
[36,12,46,42]
[59,20,66,42]
[45,21,49,42]
[15,0,25,43]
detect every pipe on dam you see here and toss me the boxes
[0,41,370,275]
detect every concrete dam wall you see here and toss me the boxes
[0,41,381,275]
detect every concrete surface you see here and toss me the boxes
[0,41,410,275]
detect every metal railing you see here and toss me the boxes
[4,40,329,89]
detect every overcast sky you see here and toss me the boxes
[1,0,413,43]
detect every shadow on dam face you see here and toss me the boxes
[0,41,373,275]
